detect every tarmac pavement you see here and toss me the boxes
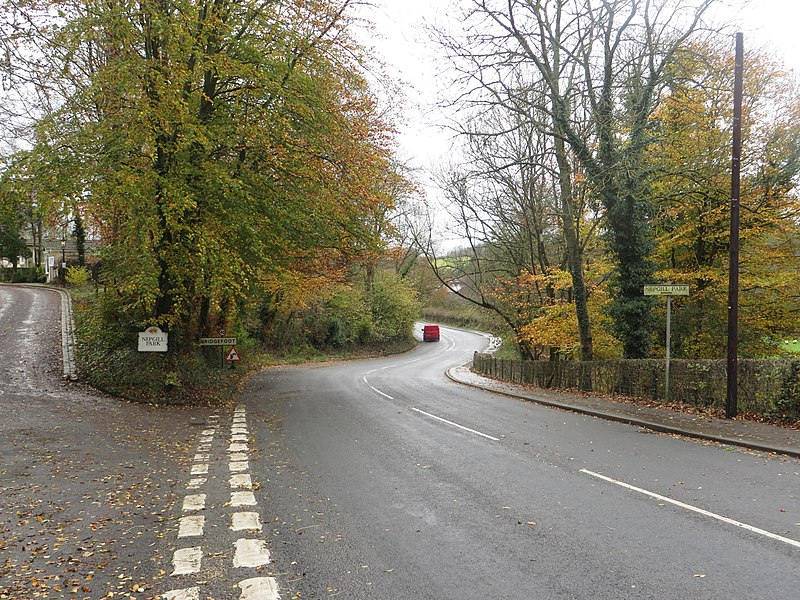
[447,365,800,459]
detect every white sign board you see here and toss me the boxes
[199,337,237,346]
[643,284,690,296]
[138,326,168,352]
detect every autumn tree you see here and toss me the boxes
[650,43,800,357]
[433,0,716,358]
[417,94,600,360]
[1,0,404,348]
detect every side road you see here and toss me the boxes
[447,365,800,459]
[0,282,77,380]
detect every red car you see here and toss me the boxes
[422,324,440,342]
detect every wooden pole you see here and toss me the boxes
[726,33,743,419]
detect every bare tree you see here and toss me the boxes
[414,97,573,360]
[433,0,717,358]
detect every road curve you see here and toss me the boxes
[241,325,799,600]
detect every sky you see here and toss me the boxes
[356,0,800,182]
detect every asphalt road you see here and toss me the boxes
[2,286,798,599]
[0,286,216,599]
[241,326,799,600]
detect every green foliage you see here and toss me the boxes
[260,269,420,350]
[0,212,29,266]
[71,287,240,403]
[65,266,91,286]
[369,271,421,341]
[473,354,800,424]
[2,0,403,359]
[650,44,800,358]
[9,266,46,283]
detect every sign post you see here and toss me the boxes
[199,337,238,368]
[643,285,690,402]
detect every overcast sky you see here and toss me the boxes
[357,0,800,173]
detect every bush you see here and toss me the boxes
[369,271,421,342]
[11,266,46,283]
[66,266,91,286]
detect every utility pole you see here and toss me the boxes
[726,33,743,419]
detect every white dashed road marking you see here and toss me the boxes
[580,468,800,549]
[164,407,281,598]
[232,512,262,532]
[171,546,202,575]
[163,587,199,600]
[233,539,271,567]
[187,477,206,490]
[238,577,280,599]
[182,494,206,511]
[230,473,253,489]
[190,463,209,475]
[411,407,500,441]
[231,490,258,506]
[177,515,205,538]
[230,461,249,472]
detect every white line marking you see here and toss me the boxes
[201,428,216,436]
[198,436,214,444]
[411,407,500,441]
[229,452,249,462]
[178,515,205,538]
[182,494,206,512]
[232,512,262,532]
[162,587,199,600]
[231,434,249,442]
[229,460,249,472]
[231,491,258,507]
[190,463,209,475]
[229,442,249,452]
[171,547,202,575]
[231,427,248,434]
[193,454,209,462]
[238,577,279,600]
[369,385,394,400]
[234,539,271,567]
[230,473,253,489]
[187,478,206,490]
[580,469,800,549]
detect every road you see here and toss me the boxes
[240,327,799,599]
[1,286,798,599]
[0,286,214,599]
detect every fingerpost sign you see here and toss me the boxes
[644,284,690,402]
